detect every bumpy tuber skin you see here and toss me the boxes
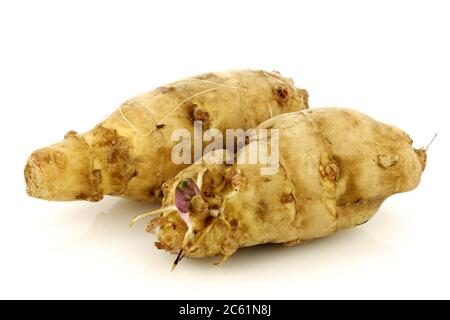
[148,108,426,262]
[24,70,308,202]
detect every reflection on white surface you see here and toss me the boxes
[62,198,398,271]
[39,198,400,291]
[71,199,157,242]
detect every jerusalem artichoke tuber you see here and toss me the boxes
[138,108,426,264]
[24,70,308,202]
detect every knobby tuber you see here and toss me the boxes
[24,70,308,202]
[137,108,426,265]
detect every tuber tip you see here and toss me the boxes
[24,134,98,202]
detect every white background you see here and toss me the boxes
[0,0,449,299]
